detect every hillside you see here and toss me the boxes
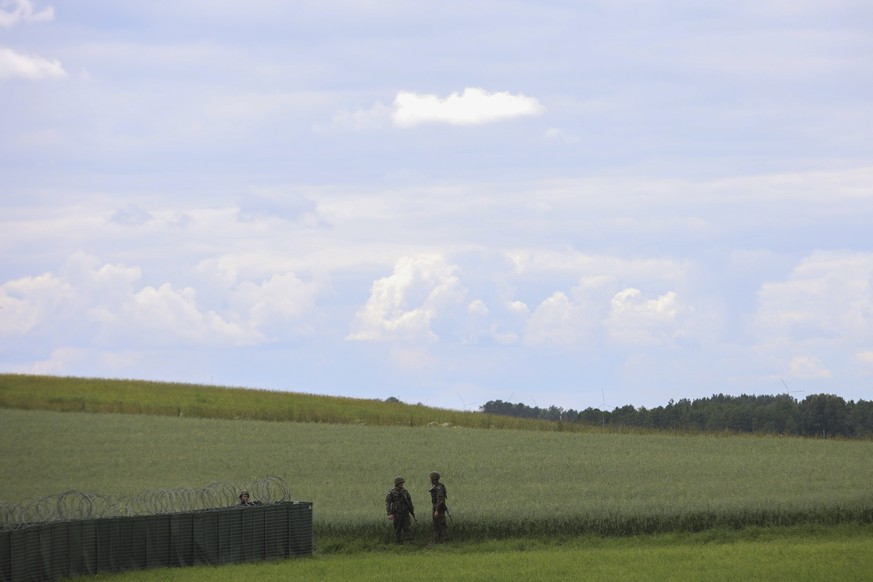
[3,374,873,560]
[0,373,577,432]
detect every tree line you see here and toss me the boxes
[480,393,873,438]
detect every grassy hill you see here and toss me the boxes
[0,373,577,431]
[3,373,873,579]
[2,374,872,547]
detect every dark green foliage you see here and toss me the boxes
[482,393,873,438]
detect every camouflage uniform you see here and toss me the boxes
[386,477,415,544]
[429,471,448,543]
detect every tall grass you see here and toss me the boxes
[0,373,579,432]
[2,407,871,545]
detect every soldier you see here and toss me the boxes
[429,471,448,543]
[238,490,261,506]
[386,476,415,544]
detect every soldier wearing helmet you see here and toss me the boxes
[238,489,260,507]
[429,471,448,543]
[386,476,415,544]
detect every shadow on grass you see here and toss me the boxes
[314,505,873,554]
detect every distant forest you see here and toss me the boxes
[480,393,873,438]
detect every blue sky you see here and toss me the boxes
[2,0,872,411]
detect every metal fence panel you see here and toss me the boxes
[0,502,313,582]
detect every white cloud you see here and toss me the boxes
[0,47,66,80]
[525,291,586,346]
[755,251,873,344]
[506,300,530,316]
[468,299,489,317]
[0,0,53,28]
[0,1,62,83]
[89,282,264,347]
[392,87,544,128]
[194,248,326,290]
[326,88,545,131]
[507,251,688,282]
[232,272,319,333]
[0,273,71,336]
[500,273,694,349]
[489,325,520,345]
[494,252,699,348]
[606,288,684,346]
[347,254,466,342]
[788,355,832,379]
[1,254,266,349]
[462,299,491,344]
[483,300,529,345]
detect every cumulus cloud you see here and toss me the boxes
[0,0,53,28]
[525,291,583,346]
[0,2,58,82]
[89,282,264,347]
[606,288,684,346]
[393,87,544,128]
[482,299,530,345]
[347,254,466,342]
[0,47,66,80]
[0,254,266,350]
[0,273,72,337]
[485,251,698,349]
[507,300,530,316]
[468,299,489,317]
[755,251,873,344]
[232,272,319,334]
[326,88,544,131]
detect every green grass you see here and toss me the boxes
[89,525,873,581]
[0,373,579,432]
[2,407,871,543]
[4,374,873,580]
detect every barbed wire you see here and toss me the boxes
[0,476,290,530]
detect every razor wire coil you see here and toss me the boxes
[0,475,290,530]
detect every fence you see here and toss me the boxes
[0,478,313,582]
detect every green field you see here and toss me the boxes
[2,374,873,579]
[4,407,873,538]
[89,526,873,581]
[0,373,570,431]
